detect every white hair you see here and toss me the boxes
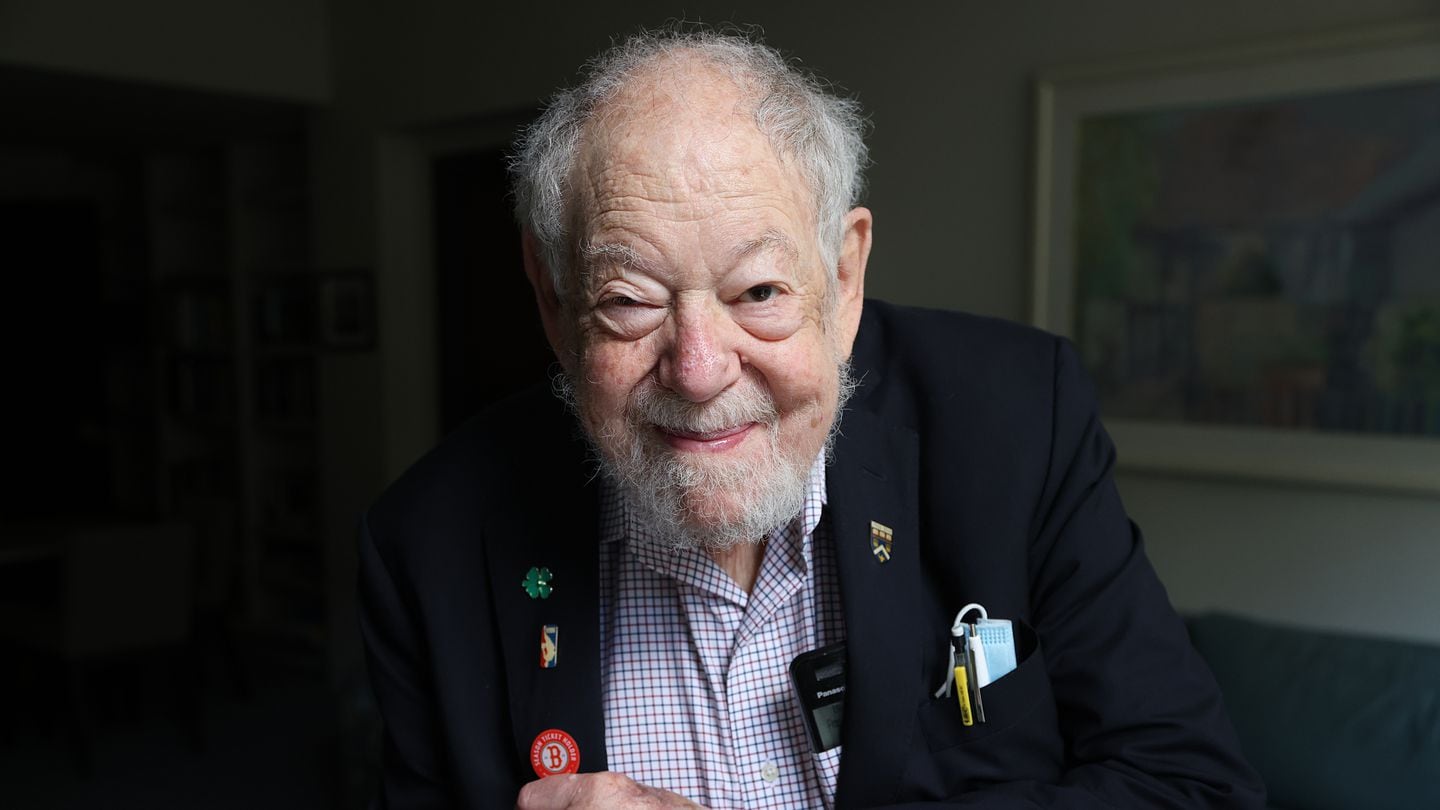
[510,27,870,295]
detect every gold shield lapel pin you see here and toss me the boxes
[870,520,894,563]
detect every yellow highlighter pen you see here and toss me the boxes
[955,665,974,726]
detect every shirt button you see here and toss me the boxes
[760,760,779,782]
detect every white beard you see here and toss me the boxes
[556,362,857,552]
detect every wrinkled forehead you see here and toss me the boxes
[570,64,815,230]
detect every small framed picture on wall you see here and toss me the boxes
[319,272,375,350]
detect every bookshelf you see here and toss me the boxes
[146,134,325,656]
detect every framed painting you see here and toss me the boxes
[319,271,376,350]
[1032,22,1440,494]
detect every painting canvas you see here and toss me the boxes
[1075,80,1440,437]
[1033,25,1440,491]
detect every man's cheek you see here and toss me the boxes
[774,363,830,410]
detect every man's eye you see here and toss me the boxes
[601,295,640,307]
[742,285,778,303]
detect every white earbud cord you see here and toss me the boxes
[934,603,989,698]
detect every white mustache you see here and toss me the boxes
[628,382,779,435]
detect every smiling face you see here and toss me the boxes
[527,64,872,549]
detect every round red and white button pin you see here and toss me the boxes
[530,728,580,778]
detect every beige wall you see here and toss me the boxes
[1125,474,1440,644]
[0,0,330,100]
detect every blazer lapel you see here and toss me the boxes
[828,403,924,808]
[483,419,608,777]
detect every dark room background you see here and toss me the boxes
[1,1,1437,807]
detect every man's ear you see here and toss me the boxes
[521,229,574,372]
[833,206,873,357]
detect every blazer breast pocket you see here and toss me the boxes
[916,619,1056,752]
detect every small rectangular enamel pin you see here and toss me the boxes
[870,520,894,563]
[540,624,558,668]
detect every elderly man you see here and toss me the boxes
[359,29,1264,809]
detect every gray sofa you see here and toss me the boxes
[1186,612,1440,810]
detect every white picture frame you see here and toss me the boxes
[1031,22,1440,495]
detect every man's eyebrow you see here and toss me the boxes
[578,241,656,281]
[732,229,799,264]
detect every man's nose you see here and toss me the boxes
[657,302,741,403]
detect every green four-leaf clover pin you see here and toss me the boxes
[522,566,553,599]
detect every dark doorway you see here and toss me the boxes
[0,200,112,517]
[432,144,555,436]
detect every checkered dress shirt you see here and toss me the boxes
[598,455,846,809]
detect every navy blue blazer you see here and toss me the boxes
[359,301,1266,808]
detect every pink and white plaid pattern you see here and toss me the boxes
[598,455,846,809]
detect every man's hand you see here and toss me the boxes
[515,773,705,809]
